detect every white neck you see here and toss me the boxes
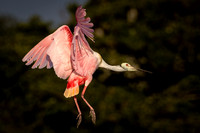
[99,59,126,72]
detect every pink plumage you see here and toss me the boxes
[22,6,99,127]
[22,6,98,91]
[23,25,73,79]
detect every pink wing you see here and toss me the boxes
[75,6,94,42]
[22,25,73,79]
[71,6,98,76]
[22,34,53,69]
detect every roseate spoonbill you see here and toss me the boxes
[22,6,151,127]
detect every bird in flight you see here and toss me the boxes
[22,6,151,127]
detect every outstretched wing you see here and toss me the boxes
[22,25,73,79]
[22,34,53,69]
[71,6,97,76]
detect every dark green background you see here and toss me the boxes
[1,0,200,132]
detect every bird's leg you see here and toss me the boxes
[81,85,96,124]
[74,96,82,128]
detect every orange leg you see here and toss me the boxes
[74,96,82,128]
[81,86,96,124]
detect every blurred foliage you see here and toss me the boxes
[1,0,200,133]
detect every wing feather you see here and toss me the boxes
[71,6,98,76]
[22,25,73,79]
[75,6,95,42]
[47,26,73,79]
[31,47,47,68]
[22,34,53,68]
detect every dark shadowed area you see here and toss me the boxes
[1,0,200,133]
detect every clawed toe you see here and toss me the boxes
[89,109,96,124]
[76,113,82,128]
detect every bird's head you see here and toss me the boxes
[121,63,152,73]
[121,63,137,71]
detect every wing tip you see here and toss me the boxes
[75,6,95,43]
[22,58,26,62]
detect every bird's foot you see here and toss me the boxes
[89,109,96,124]
[76,113,82,128]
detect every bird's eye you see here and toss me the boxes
[126,64,129,66]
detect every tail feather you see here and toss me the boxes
[64,85,79,98]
